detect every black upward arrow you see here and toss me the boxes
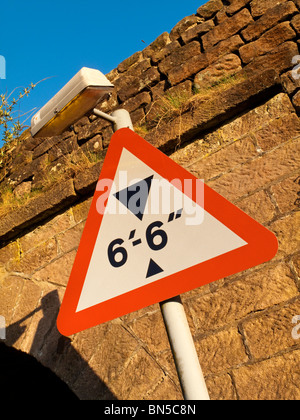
[146,259,164,279]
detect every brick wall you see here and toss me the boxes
[0,0,299,400]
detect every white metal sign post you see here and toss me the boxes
[105,109,210,401]
[160,297,210,400]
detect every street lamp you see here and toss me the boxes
[31,67,115,138]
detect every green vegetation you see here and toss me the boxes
[0,83,37,144]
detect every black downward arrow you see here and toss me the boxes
[114,175,154,221]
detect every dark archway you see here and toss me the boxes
[0,342,78,400]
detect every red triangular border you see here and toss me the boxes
[57,128,278,336]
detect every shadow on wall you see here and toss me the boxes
[1,290,117,400]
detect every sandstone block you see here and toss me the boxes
[86,323,140,385]
[151,80,167,100]
[226,0,252,15]
[109,348,164,400]
[33,136,62,159]
[27,288,67,368]
[145,69,279,151]
[199,93,294,145]
[251,0,289,18]
[9,280,42,348]
[130,107,145,125]
[0,275,24,326]
[80,135,103,156]
[236,190,276,224]
[292,89,300,111]
[205,35,245,64]
[72,197,93,223]
[145,80,192,123]
[241,298,300,360]
[291,13,300,33]
[77,115,111,142]
[215,8,228,24]
[128,311,170,355]
[197,0,223,18]
[48,136,78,163]
[242,1,298,41]
[208,138,300,202]
[20,213,73,255]
[113,59,151,92]
[13,181,32,199]
[271,175,300,214]
[281,69,300,94]
[189,136,258,181]
[142,32,171,59]
[9,153,48,187]
[158,41,201,76]
[194,53,242,90]
[271,175,300,213]
[181,20,215,44]
[188,262,299,334]
[150,41,181,65]
[202,9,253,50]
[147,376,183,401]
[293,0,300,8]
[8,238,57,275]
[74,160,104,195]
[270,212,300,259]
[254,113,300,151]
[57,221,85,254]
[206,373,237,400]
[170,15,204,41]
[232,349,300,400]
[195,328,248,375]
[118,67,161,102]
[73,323,111,365]
[121,91,151,113]
[239,22,296,64]
[0,242,19,266]
[22,134,43,152]
[0,179,77,242]
[105,68,119,83]
[117,51,143,73]
[244,41,299,77]
[292,254,300,276]
[95,90,119,114]
[167,53,208,86]
[33,249,77,286]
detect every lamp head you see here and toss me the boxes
[31,67,114,138]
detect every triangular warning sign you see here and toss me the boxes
[57,128,278,336]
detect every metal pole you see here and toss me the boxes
[93,108,134,132]
[160,297,210,400]
[111,109,134,132]
[94,107,210,401]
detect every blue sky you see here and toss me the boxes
[0,0,205,144]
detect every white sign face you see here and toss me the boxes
[76,148,247,313]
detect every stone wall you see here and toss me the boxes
[0,0,300,400]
